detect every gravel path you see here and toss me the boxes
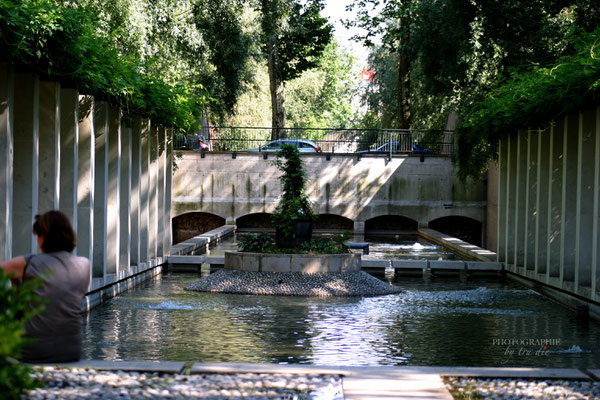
[445,377,600,399]
[185,270,400,297]
[26,367,344,400]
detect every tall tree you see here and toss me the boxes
[65,0,253,120]
[258,0,332,138]
[346,0,412,129]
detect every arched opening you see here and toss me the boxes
[365,215,418,234]
[365,215,418,242]
[314,214,354,232]
[236,213,274,231]
[172,212,226,244]
[429,216,482,247]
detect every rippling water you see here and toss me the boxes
[82,273,600,368]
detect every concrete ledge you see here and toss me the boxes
[392,260,428,269]
[435,367,590,380]
[466,261,503,271]
[170,225,236,256]
[429,260,465,270]
[361,259,389,268]
[588,369,600,380]
[190,362,350,376]
[84,264,161,311]
[419,228,496,262]
[224,251,361,273]
[40,360,185,374]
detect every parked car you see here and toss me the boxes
[356,141,400,154]
[412,143,435,154]
[193,134,209,151]
[244,138,322,153]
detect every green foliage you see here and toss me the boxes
[237,233,277,253]
[238,232,350,254]
[456,28,600,179]
[286,40,358,130]
[0,0,244,131]
[277,0,333,83]
[271,145,317,240]
[299,232,351,254]
[0,270,44,399]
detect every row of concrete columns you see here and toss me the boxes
[497,105,600,303]
[0,64,173,294]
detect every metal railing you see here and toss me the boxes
[174,127,455,155]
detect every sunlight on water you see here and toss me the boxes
[82,273,600,368]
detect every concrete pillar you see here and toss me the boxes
[562,114,578,284]
[525,129,538,272]
[149,125,158,260]
[506,134,517,267]
[536,127,550,276]
[130,117,141,266]
[486,160,498,254]
[106,107,121,276]
[139,119,150,264]
[38,80,60,214]
[353,220,365,235]
[594,106,600,299]
[0,63,14,260]
[548,118,564,279]
[77,96,94,261]
[119,117,132,275]
[92,102,109,278]
[497,138,508,263]
[13,73,39,255]
[59,88,79,229]
[157,127,165,257]
[165,127,173,255]
[514,130,528,269]
[575,108,595,290]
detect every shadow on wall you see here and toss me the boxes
[429,216,482,247]
[172,212,225,243]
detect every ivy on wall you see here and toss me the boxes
[455,28,600,180]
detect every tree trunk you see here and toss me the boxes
[267,35,286,140]
[398,12,411,130]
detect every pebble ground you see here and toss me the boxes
[445,377,600,399]
[26,366,343,400]
[185,270,400,297]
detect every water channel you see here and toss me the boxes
[82,234,600,368]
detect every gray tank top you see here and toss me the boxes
[21,251,90,363]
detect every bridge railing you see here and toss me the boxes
[173,127,455,155]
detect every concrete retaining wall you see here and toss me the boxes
[0,64,173,308]
[172,151,487,236]
[496,105,600,318]
[224,251,361,273]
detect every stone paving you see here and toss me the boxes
[24,362,600,400]
[445,377,600,399]
[26,367,343,400]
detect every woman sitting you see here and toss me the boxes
[1,210,90,363]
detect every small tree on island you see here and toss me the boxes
[272,144,317,248]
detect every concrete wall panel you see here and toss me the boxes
[0,63,14,260]
[12,73,38,255]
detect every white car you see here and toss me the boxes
[245,139,322,153]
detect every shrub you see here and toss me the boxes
[237,233,277,253]
[0,270,44,399]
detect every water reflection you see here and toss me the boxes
[82,273,600,368]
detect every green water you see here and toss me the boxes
[82,273,600,368]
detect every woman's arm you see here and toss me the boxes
[0,256,27,279]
